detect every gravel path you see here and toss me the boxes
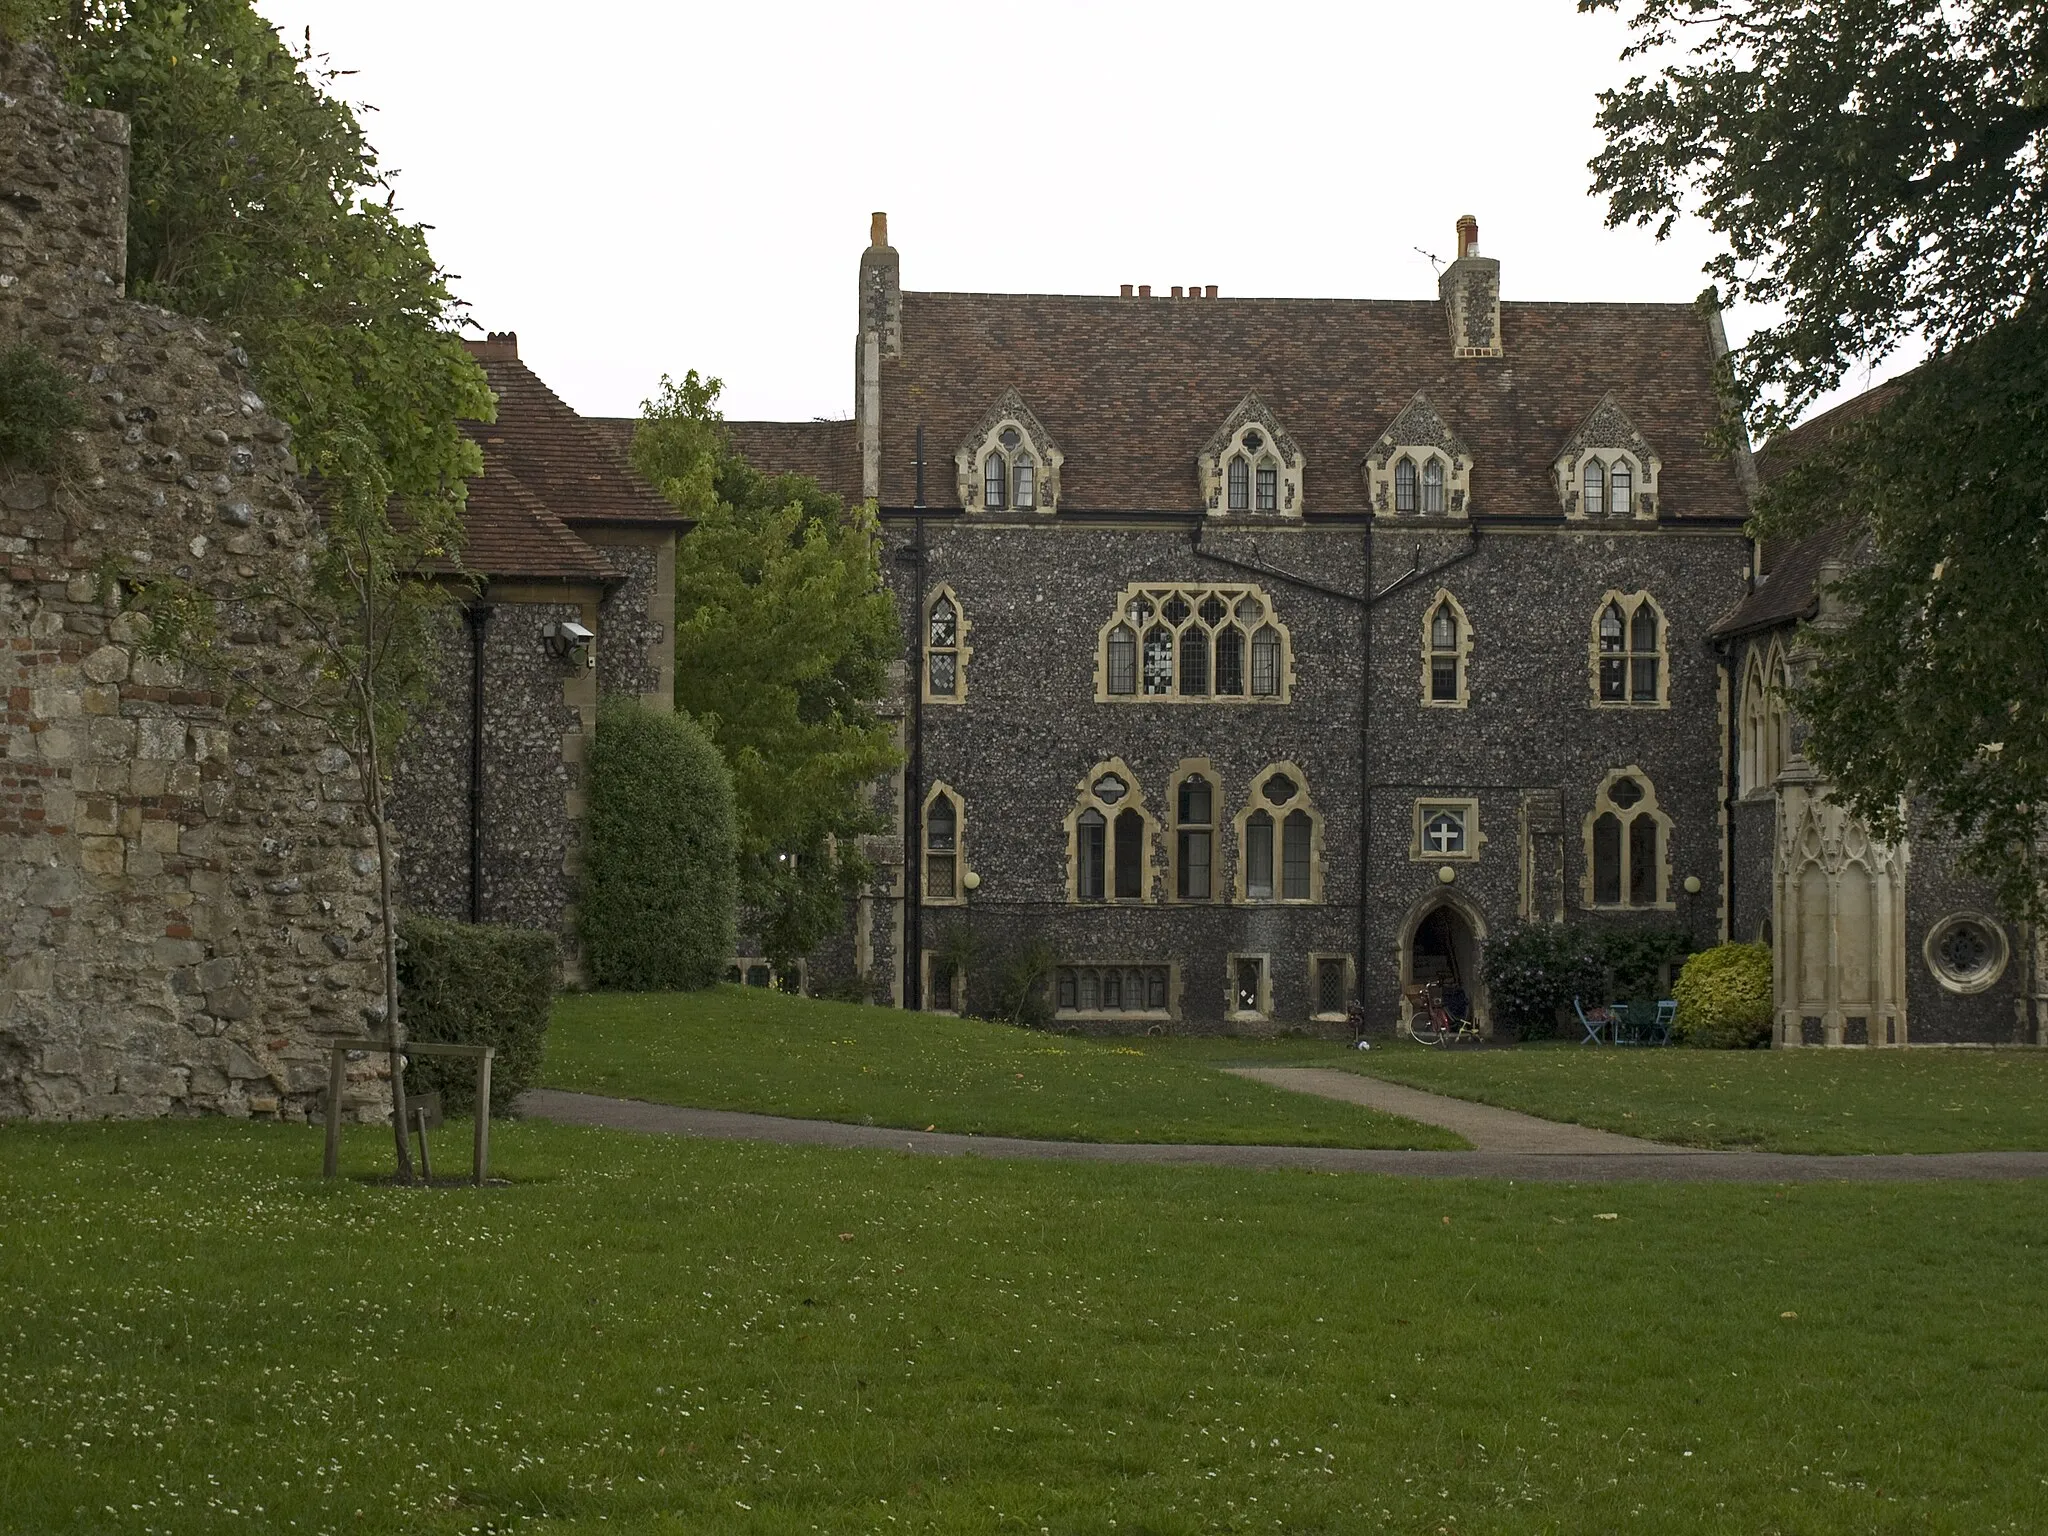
[516,1088,2048,1184]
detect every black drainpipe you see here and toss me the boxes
[898,427,927,1010]
[1190,522,1483,992]
[466,601,494,924]
[1717,636,1739,943]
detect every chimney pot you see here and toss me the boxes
[1171,285,1184,298]
[1120,283,1133,297]
[1205,284,1218,299]
[870,211,889,249]
[1139,284,1152,297]
[1456,214,1479,261]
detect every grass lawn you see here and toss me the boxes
[3,1120,2045,1534]
[1323,1042,2048,1154]
[541,987,1461,1148]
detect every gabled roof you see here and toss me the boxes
[464,341,683,529]
[866,293,1750,518]
[587,417,866,507]
[451,463,617,583]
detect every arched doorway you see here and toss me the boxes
[1397,897,1490,1036]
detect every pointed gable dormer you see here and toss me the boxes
[1553,395,1663,520]
[955,391,1063,514]
[1363,393,1473,518]
[1197,394,1306,516]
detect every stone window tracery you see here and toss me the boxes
[1583,767,1672,910]
[1198,397,1306,517]
[1553,395,1661,520]
[955,391,1062,513]
[1234,765,1323,903]
[1067,760,1156,904]
[1097,583,1291,704]
[922,783,966,906]
[1056,963,1174,1017]
[1591,590,1668,708]
[1170,762,1219,902]
[1410,798,1484,863]
[1421,589,1471,707]
[1365,394,1474,518]
[924,585,971,704]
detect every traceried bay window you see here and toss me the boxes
[1098,583,1290,703]
[1594,592,1666,707]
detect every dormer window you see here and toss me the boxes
[1366,395,1474,519]
[1199,399,1305,516]
[1553,396,1661,519]
[957,394,1062,513]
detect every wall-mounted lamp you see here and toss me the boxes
[1683,875,1703,895]
[963,870,981,891]
[1437,864,1457,885]
[541,620,595,667]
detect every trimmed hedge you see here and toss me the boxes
[396,915,557,1115]
[1672,942,1774,1049]
[581,697,739,991]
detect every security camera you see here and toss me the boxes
[541,620,596,663]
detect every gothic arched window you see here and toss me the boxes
[923,786,964,905]
[1610,459,1633,517]
[1395,456,1419,514]
[1424,592,1470,706]
[1421,457,1445,514]
[1069,763,1155,904]
[1228,456,1251,512]
[925,587,969,703]
[1585,768,1672,909]
[1593,592,1667,707]
[1583,458,1607,517]
[1097,585,1290,703]
[1236,767,1321,903]
[1174,769,1216,902]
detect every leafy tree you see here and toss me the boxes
[14,0,494,1176]
[1585,0,2048,918]
[633,372,901,971]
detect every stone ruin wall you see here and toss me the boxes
[0,38,387,1122]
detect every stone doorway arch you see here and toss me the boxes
[1394,893,1491,1037]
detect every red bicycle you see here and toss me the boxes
[1405,983,1480,1047]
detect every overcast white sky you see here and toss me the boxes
[251,0,1903,426]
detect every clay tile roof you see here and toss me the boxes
[446,462,616,583]
[466,351,684,528]
[725,419,862,502]
[1752,376,1909,486]
[870,292,1752,519]
[585,416,863,505]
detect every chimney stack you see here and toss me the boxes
[858,209,901,360]
[1438,212,1502,358]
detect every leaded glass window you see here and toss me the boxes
[1077,808,1106,900]
[1214,626,1245,695]
[1055,964,1171,1015]
[1227,456,1250,511]
[1251,627,1281,696]
[1584,458,1606,517]
[1610,460,1632,517]
[1422,457,1445,514]
[924,792,958,901]
[1245,811,1274,899]
[927,593,961,699]
[1256,463,1278,511]
[1176,774,1213,901]
[1395,457,1419,513]
[1100,584,1289,703]
[1282,810,1312,898]
[1013,455,1036,511]
[984,452,1007,510]
[1106,625,1137,695]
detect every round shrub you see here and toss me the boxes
[1481,923,1606,1040]
[1671,942,1774,1048]
[581,697,738,990]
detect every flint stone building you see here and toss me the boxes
[708,214,2042,1043]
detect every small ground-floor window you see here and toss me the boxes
[1056,964,1172,1016]
[725,958,805,995]
[1227,954,1270,1020]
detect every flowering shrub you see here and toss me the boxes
[1671,943,1774,1049]
[1481,925,1606,1040]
